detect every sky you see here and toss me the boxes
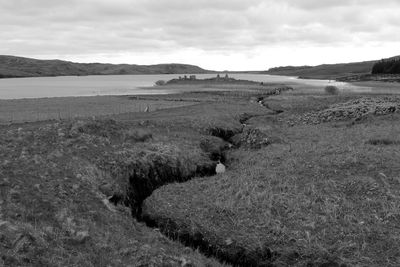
[1,0,400,71]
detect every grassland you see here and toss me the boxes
[1,81,400,266]
[143,94,400,266]
[0,95,197,124]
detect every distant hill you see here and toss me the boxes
[266,60,379,80]
[0,55,213,78]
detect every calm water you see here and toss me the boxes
[0,74,370,99]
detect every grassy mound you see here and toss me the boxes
[103,142,217,215]
[142,111,400,266]
[289,96,400,125]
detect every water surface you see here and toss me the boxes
[0,74,370,99]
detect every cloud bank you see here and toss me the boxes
[1,0,399,70]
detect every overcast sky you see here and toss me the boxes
[1,0,399,70]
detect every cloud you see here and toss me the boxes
[0,0,399,70]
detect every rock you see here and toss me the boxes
[216,162,226,174]
[296,97,400,125]
[180,257,193,267]
[99,183,114,197]
[75,230,90,243]
[225,238,233,245]
[102,198,117,212]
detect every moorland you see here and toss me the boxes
[0,74,400,266]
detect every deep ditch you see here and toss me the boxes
[137,123,279,267]
[109,94,288,266]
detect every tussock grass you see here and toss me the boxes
[143,109,400,266]
[324,85,340,95]
[0,117,226,266]
[0,90,276,266]
[366,138,400,146]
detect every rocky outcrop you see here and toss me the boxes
[289,97,400,125]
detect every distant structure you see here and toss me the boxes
[224,74,229,79]
[189,75,196,80]
[216,160,226,174]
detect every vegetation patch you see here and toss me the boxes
[142,112,400,266]
[0,120,222,266]
[366,138,400,146]
[103,142,217,216]
[324,85,340,95]
[231,127,271,149]
[199,136,230,162]
[0,90,276,266]
[290,96,400,124]
[5,87,400,266]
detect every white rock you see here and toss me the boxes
[216,162,226,174]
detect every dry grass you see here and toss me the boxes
[4,86,399,266]
[0,116,230,266]
[143,95,400,266]
[0,95,195,124]
[0,89,277,266]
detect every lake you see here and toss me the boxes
[0,74,371,99]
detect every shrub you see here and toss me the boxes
[123,129,153,143]
[155,80,166,86]
[366,138,400,146]
[324,85,340,95]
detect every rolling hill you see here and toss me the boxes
[266,60,378,80]
[0,55,213,78]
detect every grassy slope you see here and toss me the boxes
[267,60,377,79]
[0,55,212,78]
[142,93,400,266]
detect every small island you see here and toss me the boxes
[156,74,269,86]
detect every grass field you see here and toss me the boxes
[143,101,400,265]
[1,82,400,266]
[0,95,197,124]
